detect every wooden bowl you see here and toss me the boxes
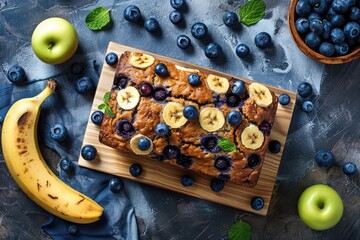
[288,0,360,64]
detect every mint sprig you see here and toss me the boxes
[218,138,237,153]
[239,0,266,26]
[98,92,115,118]
[85,7,111,31]
[228,220,251,240]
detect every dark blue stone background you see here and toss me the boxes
[1,0,360,239]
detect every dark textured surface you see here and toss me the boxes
[0,0,359,239]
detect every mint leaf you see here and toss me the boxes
[85,7,111,31]
[104,106,115,118]
[228,220,251,240]
[103,92,111,103]
[218,138,237,153]
[98,103,107,110]
[239,0,266,26]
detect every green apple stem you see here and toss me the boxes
[48,42,54,50]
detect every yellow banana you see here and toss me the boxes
[1,80,103,224]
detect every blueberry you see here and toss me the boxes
[205,42,223,59]
[67,225,78,235]
[188,73,201,86]
[105,52,118,66]
[109,177,124,193]
[334,42,349,55]
[279,93,290,105]
[170,0,186,10]
[344,0,356,7]
[144,18,160,32]
[251,196,264,210]
[50,123,68,142]
[297,82,313,97]
[74,76,95,94]
[254,32,272,49]
[155,63,168,77]
[322,21,333,39]
[115,119,136,138]
[302,100,314,113]
[90,111,104,126]
[296,0,312,16]
[247,154,260,168]
[7,65,26,84]
[163,145,180,159]
[304,32,322,49]
[231,79,246,96]
[191,22,208,39]
[325,7,337,21]
[60,158,75,174]
[308,0,320,5]
[342,162,357,175]
[315,150,334,167]
[155,123,170,137]
[310,19,324,35]
[226,94,241,107]
[226,110,242,126]
[153,87,168,101]
[183,105,198,120]
[81,145,97,161]
[349,7,360,21]
[139,82,154,96]
[235,44,250,58]
[177,35,191,49]
[268,140,281,154]
[201,134,221,153]
[331,14,346,27]
[330,28,345,44]
[296,17,310,34]
[332,0,349,13]
[113,75,129,89]
[344,22,360,39]
[70,63,84,75]
[180,175,194,187]
[138,137,151,150]
[313,0,330,14]
[319,42,335,56]
[308,12,322,22]
[123,5,142,23]
[223,11,239,28]
[169,10,183,24]
[214,156,232,171]
[210,178,225,192]
[129,163,142,177]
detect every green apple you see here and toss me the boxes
[298,184,343,231]
[31,17,78,64]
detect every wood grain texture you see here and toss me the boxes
[78,42,296,216]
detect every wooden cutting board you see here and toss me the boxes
[78,42,296,216]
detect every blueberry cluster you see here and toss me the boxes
[295,0,360,57]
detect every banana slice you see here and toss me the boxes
[248,83,273,107]
[162,102,188,128]
[129,52,155,69]
[130,134,153,155]
[175,65,199,73]
[206,74,229,94]
[199,107,225,132]
[117,86,140,110]
[241,124,264,150]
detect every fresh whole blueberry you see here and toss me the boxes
[226,94,241,107]
[7,65,26,84]
[50,123,68,142]
[67,225,78,235]
[342,162,357,175]
[268,140,281,154]
[296,0,312,16]
[304,32,322,49]
[251,196,264,210]
[223,11,239,28]
[155,123,170,137]
[144,18,160,32]
[74,76,95,94]
[180,175,194,187]
[70,63,84,75]
[105,52,118,66]
[109,177,124,193]
[349,7,360,21]
[319,42,335,56]
[332,0,349,13]
[295,17,310,34]
[302,100,314,113]
[163,145,180,159]
[231,79,246,96]
[60,158,75,174]
[214,156,232,171]
[115,119,136,138]
[188,73,201,86]
[91,111,104,126]
[113,75,129,89]
[235,44,250,58]
[297,82,313,97]
[153,87,168,101]
[330,28,345,44]
[139,82,154,96]
[123,5,142,23]
[205,42,223,59]
[322,21,333,39]
[201,134,221,153]
[315,150,334,167]
[313,0,329,14]
[227,110,242,126]
[81,145,97,161]
[278,93,290,105]
[183,105,198,120]
[344,22,360,39]
[310,19,324,35]
[254,32,272,49]
[334,42,349,55]
[331,14,346,27]
[325,7,337,21]
[308,12,322,22]
[129,163,142,177]
[155,63,168,77]
[169,10,183,24]
[170,0,186,10]
[247,154,260,168]
[138,137,151,150]
[177,35,191,49]
[191,22,208,39]
[210,178,225,192]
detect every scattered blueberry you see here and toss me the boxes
[91,111,104,126]
[247,154,260,169]
[205,42,223,59]
[123,5,142,23]
[235,44,250,58]
[70,63,84,75]
[180,175,194,187]
[81,145,97,161]
[310,19,324,35]
[177,35,191,49]
[332,0,349,14]
[295,17,310,34]
[153,87,168,101]
[330,28,345,44]
[50,123,68,142]
[296,0,312,16]
[210,178,225,192]
[214,156,232,171]
[109,178,124,193]
[251,196,264,210]
[155,63,169,77]
[330,14,346,27]
[231,79,246,96]
[268,140,281,154]
[278,93,290,105]
[254,32,272,49]
[335,42,349,55]
[315,150,334,167]
[169,10,183,24]
[319,42,335,56]
[223,11,239,28]
[227,110,242,126]
[139,82,154,96]
[297,82,313,97]
[7,65,26,84]
[105,52,118,66]
[344,22,360,39]
[163,145,180,159]
[188,73,201,86]
[170,0,186,10]
[60,158,75,174]
[138,137,151,150]
[191,22,208,39]
[115,119,136,138]
[183,105,198,120]
[67,225,78,235]
[144,18,160,32]
[342,162,357,175]
[302,100,314,113]
[74,76,95,94]
[155,123,170,137]
[305,32,322,49]
[201,134,221,153]
[129,163,142,177]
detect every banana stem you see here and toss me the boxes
[34,80,57,104]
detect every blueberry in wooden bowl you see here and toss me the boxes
[288,0,360,64]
